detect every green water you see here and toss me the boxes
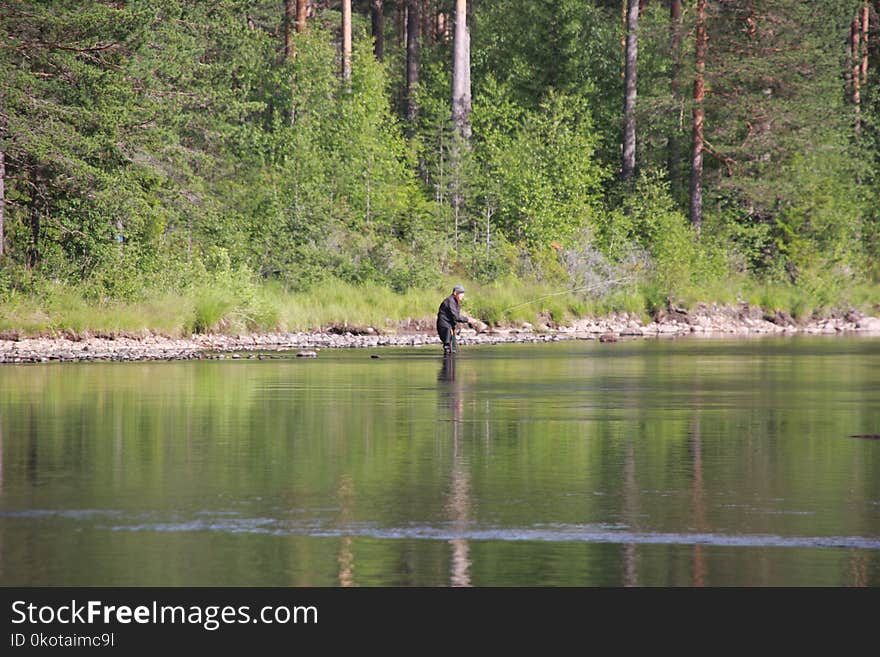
[1,337,879,586]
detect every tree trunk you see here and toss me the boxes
[0,147,5,258]
[417,0,425,46]
[872,1,880,69]
[668,0,683,194]
[296,0,308,33]
[450,0,471,251]
[287,1,306,125]
[860,2,869,86]
[689,0,707,234]
[0,90,4,258]
[437,11,449,41]
[451,0,471,142]
[115,219,124,258]
[371,0,384,61]
[397,1,407,48]
[846,10,854,103]
[284,0,294,60]
[27,181,41,270]
[405,0,421,127]
[621,0,639,181]
[853,15,861,136]
[341,0,352,81]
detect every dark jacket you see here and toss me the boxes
[436,294,468,330]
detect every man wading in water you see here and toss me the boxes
[437,285,470,355]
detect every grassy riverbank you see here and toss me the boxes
[1,276,878,338]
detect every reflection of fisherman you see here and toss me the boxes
[438,351,456,382]
[436,285,470,355]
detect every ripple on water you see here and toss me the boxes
[5,508,880,549]
[93,514,880,550]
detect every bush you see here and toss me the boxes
[479,92,608,249]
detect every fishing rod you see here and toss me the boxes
[501,277,633,313]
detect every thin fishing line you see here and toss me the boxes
[501,277,632,313]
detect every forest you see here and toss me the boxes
[1,0,879,335]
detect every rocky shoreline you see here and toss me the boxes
[1,302,879,364]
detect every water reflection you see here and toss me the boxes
[437,353,456,384]
[1,340,879,586]
[337,474,356,587]
[27,406,38,486]
[0,415,3,582]
[622,441,638,587]
[690,412,706,587]
[438,355,472,587]
[850,551,869,587]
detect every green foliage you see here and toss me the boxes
[472,0,620,160]
[598,172,725,295]
[478,92,608,248]
[773,150,866,278]
[0,0,877,334]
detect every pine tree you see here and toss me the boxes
[371,0,384,60]
[406,0,421,127]
[668,0,683,194]
[622,0,640,181]
[297,0,308,33]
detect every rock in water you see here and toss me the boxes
[599,333,618,343]
[296,350,318,358]
[470,318,489,334]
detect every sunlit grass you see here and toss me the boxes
[1,276,878,337]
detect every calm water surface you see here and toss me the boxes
[1,337,879,586]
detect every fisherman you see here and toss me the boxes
[436,285,470,355]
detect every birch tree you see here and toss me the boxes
[690,0,707,233]
[621,0,639,181]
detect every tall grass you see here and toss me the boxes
[1,276,878,337]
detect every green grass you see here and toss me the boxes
[1,276,878,337]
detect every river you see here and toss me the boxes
[1,336,878,585]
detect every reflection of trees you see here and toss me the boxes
[337,474,355,587]
[448,427,471,587]
[849,551,868,587]
[114,402,124,485]
[622,440,638,587]
[0,414,4,580]
[690,412,706,587]
[26,405,37,485]
[5,344,880,586]
[439,356,472,587]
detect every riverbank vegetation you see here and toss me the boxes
[1,1,879,336]
[2,272,879,338]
